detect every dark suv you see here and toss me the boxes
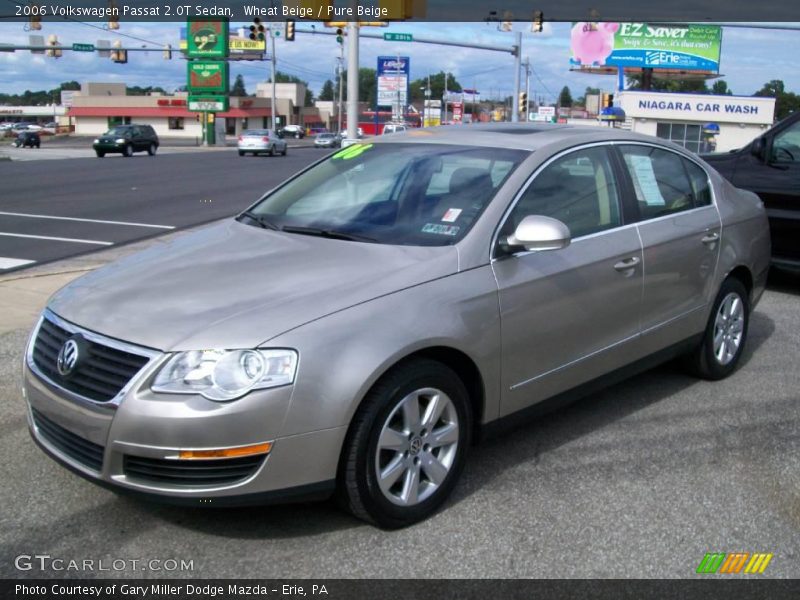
[93,124,159,158]
[703,111,800,269]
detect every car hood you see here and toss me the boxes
[48,220,459,351]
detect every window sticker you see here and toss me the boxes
[627,155,666,206]
[422,223,460,236]
[331,143,373,160]
[441,208,462,222]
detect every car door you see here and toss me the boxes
[492,145,644,417]
[615,144,721,355]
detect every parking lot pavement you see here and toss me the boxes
[0,230,798,578]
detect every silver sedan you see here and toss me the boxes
[24,124,769,528]
[237,129,288,157]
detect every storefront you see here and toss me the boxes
[618,90,776,153]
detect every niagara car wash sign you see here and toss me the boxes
[621,91,776,126]
[570,22,721,71]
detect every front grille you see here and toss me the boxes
[123,454,265,487]
[31,316,150,402]
[32,408,105,472]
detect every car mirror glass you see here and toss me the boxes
[505,215,571,253]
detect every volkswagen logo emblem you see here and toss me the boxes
[56,338,80,376]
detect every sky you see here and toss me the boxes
[1,21,799,103]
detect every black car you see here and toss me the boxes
[14,131,40,148]
[93,124,159,158]
[703,111,800,269]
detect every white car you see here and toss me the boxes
[237,129,288,157]
[382,123,408,135]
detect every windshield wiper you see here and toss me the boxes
[238,211,279,230]
[281,225,377,243]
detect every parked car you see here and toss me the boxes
[314,132,341,148]
[238,129,287,157]
[702,111,800,269]
[26,123,43,132]
[93,124,159,158]
[382,123,408,135]
[12,122,34,131]
[279,124,305,139]
[14,131,40,148]
[23,124,769,528]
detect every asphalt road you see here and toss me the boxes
[1,271,799,579]
[0,147,321,272]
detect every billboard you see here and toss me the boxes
[377,56,410,109]
[569,23,721,71]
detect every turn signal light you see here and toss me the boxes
[178,442,272,460]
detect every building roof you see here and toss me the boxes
[68,107,272,118]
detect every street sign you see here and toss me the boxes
[186,18,229,58]
[187,61,229,93]
[384,33,412,42]
[72,43,94,52]
[188,95,229,112]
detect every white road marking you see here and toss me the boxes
[0,211,175,230]
[0,257,36,270]
[0,232,113,245]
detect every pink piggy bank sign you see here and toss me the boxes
[570,22,620,66]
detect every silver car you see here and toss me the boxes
[23,124,770,528]
[237,129,287,157]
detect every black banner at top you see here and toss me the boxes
[1,0,799,23]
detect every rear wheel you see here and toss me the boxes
[123,145,133,158]
[281,145,288,156]
[147,143,157,156]
[337,359,471,528]
[686,277,750,380]
[268,145,275,156]
[238,150,245,157]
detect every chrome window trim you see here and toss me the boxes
[25,308,164,408]
[490,140,719,262]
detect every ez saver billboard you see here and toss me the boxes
[570,23,721,71]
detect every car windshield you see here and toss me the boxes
[243,130,269,136]
[104,127,131,136]
[243,143,528,246]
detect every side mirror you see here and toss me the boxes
[504,215,571,253]
[750,137,766,161]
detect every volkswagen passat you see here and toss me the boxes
[24,124,770,528]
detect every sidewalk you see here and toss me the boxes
[0,220,219,335]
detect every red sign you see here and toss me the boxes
[157,99,170,106]
[452,101,463,122]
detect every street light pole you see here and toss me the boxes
[512,31,521,122]
[345,21,359,142]
[270,25,277,130]
[337,51,344,134]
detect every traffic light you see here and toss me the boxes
[285,20,295,41]
[163,44,172,60]
[602,93,614,108]
[249,18,266,41]
[532,10,544,33]
[46,34,62,58]
[519,92,528,115]
[110,40,127,63]
[108,0,119,30]
[335,27,344,45]
[29,8,42,31]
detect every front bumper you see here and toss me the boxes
[93,142,127,152]
[23,314,344,506]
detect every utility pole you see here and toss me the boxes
[345,20,359,143]
[522,56,531,122]
[269,24,277,130]
[511,31,522,122]
[336,50,344,134]
[443,72,449,124]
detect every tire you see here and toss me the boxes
[281,145,287,156]
[337,359,471,529]
[147,143,157,156]
[268,145,275,156]
[238,150,245,157]
[123,145,133,158]
[95,151,105,158]
[685,277,750,380]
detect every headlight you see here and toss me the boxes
[115,138,126,144]
[93,138,100,144]
[151,349,298,401]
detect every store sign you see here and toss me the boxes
[186,18,229,58]
[179,29,265,59]
[187,61,229,93]
[377,56,409,108]
[570,23,721,71]
[621,91,775,125]
[188,95,229,112]
[452,101,463,122]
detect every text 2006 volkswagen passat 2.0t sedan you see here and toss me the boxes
[24,124,770,528]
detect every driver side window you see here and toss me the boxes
[771,122,800,163]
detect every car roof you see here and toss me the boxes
[367,122,682,152]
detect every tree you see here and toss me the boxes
[318,79,335,101]
[754,79,800,120]
[334,68,378,105]
[230,74,247,97]
[576,86,601,106]
[558,86,573,107]
[711,80,732,96]
[626,74,708,94]
[409,72,463,104]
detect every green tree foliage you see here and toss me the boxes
[626,74,709,93]
[318,79,335,101]
[558,86,573,107]
[409,72,463,103]
[334,68,378,106]
[0,81,82,105]
[754,79,800,120]
[230,74,248,97]
[711,80,732,95]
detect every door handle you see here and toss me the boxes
[701,232,720,245]
[614,256,640,271]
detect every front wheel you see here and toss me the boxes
[123,144,133,157]
[685,277,750,380]
[95,150,105,158]
[337,359,471,528]
[238,150,245,157]
[268,145,275,156]
[281,145,287,156]
[147,143,157,156]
